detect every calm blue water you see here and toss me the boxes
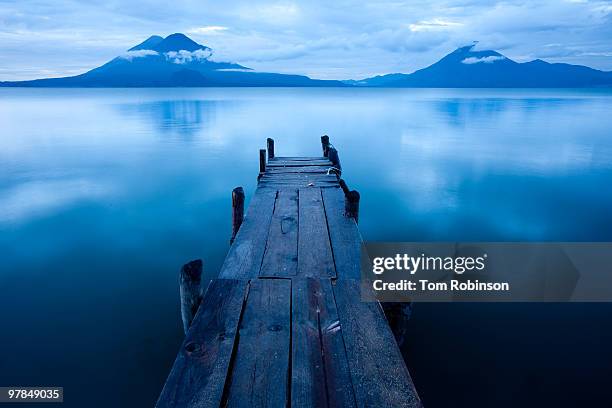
[1,88,611,407]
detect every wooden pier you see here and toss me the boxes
[157,137,421,408]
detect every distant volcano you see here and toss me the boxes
[348,43,612,88]
[0,33,345,87]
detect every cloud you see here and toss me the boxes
[119,49,159,60]
[462,55,506,64]
[0,179,113,224]
[238,3,301,25]
[188,26,228,35]
[409,19,463,32]
[164,49,212,64]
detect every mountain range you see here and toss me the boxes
[2,34,611,88]
[349,44,612,88]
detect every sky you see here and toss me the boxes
[1,0,611,81]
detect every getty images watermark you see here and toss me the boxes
[371,252,509,292]
[360,243,612,302]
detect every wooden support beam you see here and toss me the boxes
[338,179,350,196]
[267,138,275,159]
[346,190,360,223]
[328,147,341,173]
[381,302,413,349]
[321,135,330,157]
[259,149,266,174]
[230,187,245,245]
[179,259,203,334]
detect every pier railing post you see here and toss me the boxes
[339,179,360,223]
[230,187,245,245]
[328,146,341,174]
[382,302,413,349]
[179,259,203,334]
[346,190,360,223]
[338,179,350,195]
[259,149,266,175]
[267,138,275,159]
[321,135,330,157]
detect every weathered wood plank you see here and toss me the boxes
[271,156,327,161]
[156,279,247,408]
[225,279,291,408]
[259,180,338,187]
[298,188,336,278]
[269,159,331,164]
[259,182,338,189]
[260,181,338,187]
[266,166,332,174]
[260,189,298,277]
[260,180,337,185]
[321,187,362,279]
[332,280,422,408]
[219,189,277,279]
[291,279,327,408]
[292,279,357,408]
[267,161,332,167]
[261,173,337,180]
[261,175,338,183]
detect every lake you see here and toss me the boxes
[1,88,611,407]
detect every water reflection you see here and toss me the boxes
[116,99,223,139]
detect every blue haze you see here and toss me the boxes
[1,88,612,406]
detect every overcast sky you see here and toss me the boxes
[1,0,611,80]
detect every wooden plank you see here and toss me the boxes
[291,279,326,408]
[218,188,277,279]
[322,187,362,279]
[225,279,291,408]
[292,279,357,408]
[260,179,337,184]
[260,179,338,186]
[156,279,247,408]
[267,161,332,167]
[260,180,338,186]
[271,156,327,161]
[262,172,337,179]
[259,182,338,189]
[260,189,298,277]
[261,174,338,182]
[332,280,422,408]
[298,188,336,278]
[266,166,332,174]
[269,159,331,164]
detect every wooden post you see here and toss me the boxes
[382,302,413,349]
[267,138,275,159]
[321,135,330,157]
[180,259,203,334]
[328,146,341,173]
[230,187,245,245]
[338,179,350,196]
[345,190,360,223]
[259,149,266,174]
